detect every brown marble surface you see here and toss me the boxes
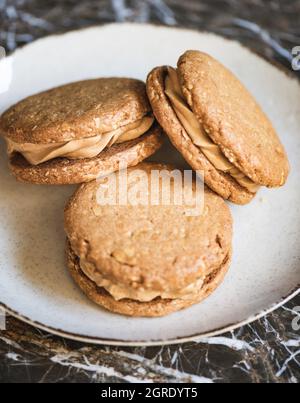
[0,0,299,383]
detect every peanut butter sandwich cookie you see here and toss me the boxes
[0,78,163,184]
[64,163,233,317]
[147,51,289,205]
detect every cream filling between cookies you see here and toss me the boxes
[5,116,154,166]
[80,258,204,302]
[165,67,259,194]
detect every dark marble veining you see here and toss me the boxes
[0,0,299,383]
[1,297,300,383]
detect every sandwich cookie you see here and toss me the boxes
[0,78,163,184]
[147,51,289,205]
[64,163,233,317]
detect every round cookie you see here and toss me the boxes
[64,162,233,317]
[146,51,289,205]
[0,78,163,184]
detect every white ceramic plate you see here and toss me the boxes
[0,23,299,346]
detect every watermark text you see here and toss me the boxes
[96,165,205,217]
[0,307,6,330]
[292,46,300,71]
[292,306,300,331]
[0,46,5,60]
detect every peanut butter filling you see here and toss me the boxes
[6,116,154,166]
[80,259,204,302]
[165,67,259,194]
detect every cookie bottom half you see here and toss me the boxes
[147,66,256,205]
[66,242,232,317]
[9,127,163,185]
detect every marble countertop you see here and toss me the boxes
[0,0,299,383]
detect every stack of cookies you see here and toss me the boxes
[0,51,289,317]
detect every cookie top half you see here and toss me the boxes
[0,78,151,144]
[177,51,289,187]
[64,163,233,295]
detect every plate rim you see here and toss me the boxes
[1,285,299,346]
[0,22,299,346]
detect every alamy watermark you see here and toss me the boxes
[0,307,6,330]
[292,306,300,331]
[0,46,5,60]
[96,164,205,217]
[292,46,300,71]
[0,45,13,95]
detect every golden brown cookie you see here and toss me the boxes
[0,78,163,184]
[146,51,289,205]
[64,162,233,317]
